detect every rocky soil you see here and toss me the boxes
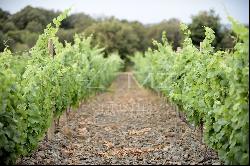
[18,72,221,165]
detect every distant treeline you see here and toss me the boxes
[0,6,244,59]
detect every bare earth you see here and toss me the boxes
[19,72,221,165]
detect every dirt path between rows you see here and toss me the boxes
[19,72,221,165]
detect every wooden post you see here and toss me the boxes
[66,106,70,123]
[47,38,56,140]
[200,121,208,160]
[47,118,56,140]
[127,72,131,89]
[48,38,54,58]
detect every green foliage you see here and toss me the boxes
[131,17,249,165]
[0,48,29,164]
[0,10,123,164]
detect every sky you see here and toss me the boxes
[0,0,249,25]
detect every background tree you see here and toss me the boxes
[147,18,183,50]
[189,9,235,50]
[0,9,11,50]
[10,5,58,30]
[84,18,141,59]
[0,6,243,56]
[61,13,95,31]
